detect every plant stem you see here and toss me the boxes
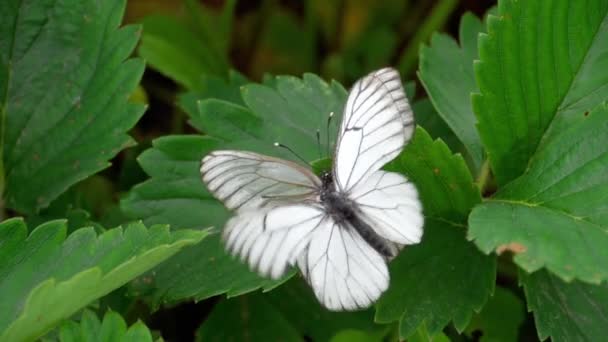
[397,0,458,76]
[476,159,492,196]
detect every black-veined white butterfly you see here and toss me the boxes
[200,68,423,311]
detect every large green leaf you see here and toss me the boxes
[419,12,485,171]
[473,0,608,185]
[520,269,608,342]
[0,218,205,341]
[376,129,495,338]
[0,0,145,213]
[469,103,608,283]
[54,309,157,342]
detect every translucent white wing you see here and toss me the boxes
[224,204,326,279]
[201,150,321,211]
[298,220,389,311]
[334,68,414,192]
[351,170,424,246]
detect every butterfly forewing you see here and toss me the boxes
[334,68,415,192]
[201,150,320,210]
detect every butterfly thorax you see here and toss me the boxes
[319,171,395,258]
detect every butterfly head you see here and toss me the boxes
[320,170,333,189]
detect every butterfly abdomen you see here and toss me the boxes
[322,191,395,258]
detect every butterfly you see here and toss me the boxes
[200,68,424,311]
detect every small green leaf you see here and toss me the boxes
[419,12,485,170]
[469,104,608,283]
[465,287,525,342]
[0,0,145,213]
[0,218,205,341]
[56,309,154,342]
[179,71,248,117]
[329,329,385,342]
[473,0,608,185]
[520,269,608,342]
[196,294,302,342]
[386,127,481,223]
[408,324,451,342]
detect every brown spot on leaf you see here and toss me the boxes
[433,168,440,174]
[496,242,527,255]
[584,111,589,117]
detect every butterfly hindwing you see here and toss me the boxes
[350,170,424,246]
[224,204,326,279]
[298,220,390,311]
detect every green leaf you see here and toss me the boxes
[408,324,451,342]
[329,329,386,342]
[138,13,228,89]
[264,278,382,341]
[386,128,481,223]
[375,219,495,338]
[419,12,485,171]
[412,98,463,161]
[0,0,145,213]
[179,71,248,119]
[473,0,608,185]
[377,129,495,338]
[0,218,205,341]
[469,103,608,283]
[520,269,608,342]
[198,278,383,342]
[56,309,155,342]
[465,286,525,342]
[196,294,302,342]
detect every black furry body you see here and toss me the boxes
[319,172,394,258]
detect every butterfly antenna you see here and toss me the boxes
[274,142,309,165]
[326,111,334,157]
[315,129,322,160]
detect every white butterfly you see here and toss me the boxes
[200,68,423,311]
